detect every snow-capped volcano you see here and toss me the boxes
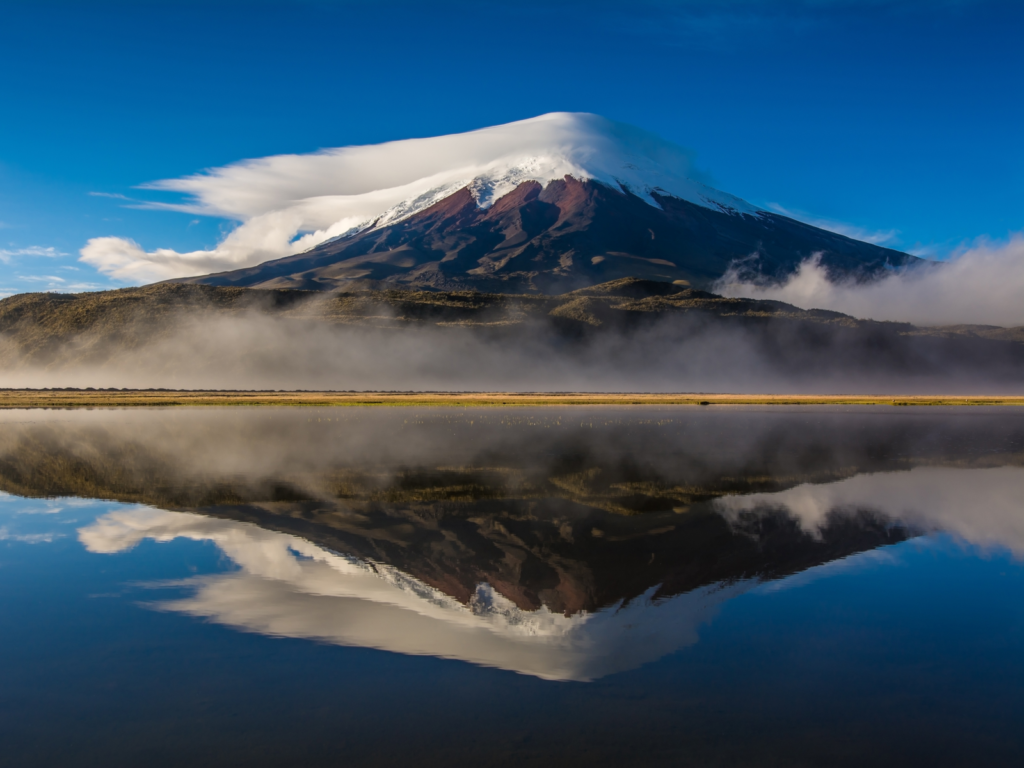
[153,112,758,237]
[91,112,917,291]
[326,112,761,233]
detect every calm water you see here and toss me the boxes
[1,406,1022,767]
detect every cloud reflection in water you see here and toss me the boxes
[715,467,1024,557]
[76,466,1024,680]
[80,507,748,682]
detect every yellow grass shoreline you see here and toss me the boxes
[1,390,1023,408]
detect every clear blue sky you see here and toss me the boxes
[1,0,1021,295]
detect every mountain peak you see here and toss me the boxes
[364,112,762,231]
[160,114,918,294]
[159,112,761,243]
[86,114,914,287]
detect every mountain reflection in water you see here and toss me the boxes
[80,507,751,681]
[2,406,1023,680]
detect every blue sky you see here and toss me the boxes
[1,0,1021,296]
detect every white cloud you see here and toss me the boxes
[80,207,318,282]
[717,234,1024,327]
[78,113,748,283]
[89,191,134,201]
[1,247,68,260]
[0,526,63,544]
[766,203,899,246]
[0,245,69,263]
[10,273,106,294]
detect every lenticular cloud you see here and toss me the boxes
[80,112,747,283]
[716,235,1024,327]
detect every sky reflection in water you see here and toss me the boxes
[0,407,1022,767]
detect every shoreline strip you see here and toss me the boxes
[2,390,1023,408]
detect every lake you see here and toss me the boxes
[1,406,1022,767]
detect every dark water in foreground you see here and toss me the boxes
[0,406,1022,767]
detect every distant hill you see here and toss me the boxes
[1,279,1021,389]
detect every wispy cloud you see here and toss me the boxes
[766,203,899,246]
[19,275,66,283]
[9,274,106,294]
[89,191,136,201]
[0,527,63,544]
[0,245,70,262]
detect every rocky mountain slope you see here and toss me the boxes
[170,177,917,293]
[135,113,918,292]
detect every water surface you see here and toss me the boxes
[1,407,1022,766]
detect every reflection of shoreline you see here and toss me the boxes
[3,408,1023,522]
[79,507,750,682]
[715,467,1024,557]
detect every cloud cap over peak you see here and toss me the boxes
[79,112,751,283]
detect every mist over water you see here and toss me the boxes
[2,405,1023,679]
[12,405,1022,494]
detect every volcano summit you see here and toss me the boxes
[125,113,917,293]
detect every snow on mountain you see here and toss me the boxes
[155,112,759,227]
[82,114,761,282]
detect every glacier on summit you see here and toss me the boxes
[81,113,760,282]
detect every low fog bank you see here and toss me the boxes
[10,406,1022,500]
[717,235,1024,327]
[2,306,1023,393]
